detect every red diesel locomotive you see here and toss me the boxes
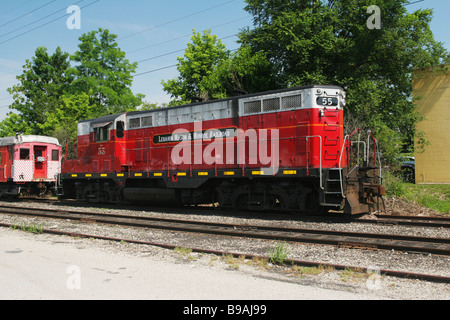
[58,85,384,215]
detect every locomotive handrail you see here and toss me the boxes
[339,128,363,198]
[339,135,348,198]
[305,135,323,190]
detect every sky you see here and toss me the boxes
[0,0,448,121]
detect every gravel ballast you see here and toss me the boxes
[0,200,448,300]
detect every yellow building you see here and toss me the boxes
[412,64,450,184]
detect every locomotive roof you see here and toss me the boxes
[0,135,60,147]
[128,84,344,117]
[79,85,344,124]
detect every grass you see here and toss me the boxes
[268,242,290,265]
[383,171,450,214]
[10,222,45,234]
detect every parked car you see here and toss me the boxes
[400,156,415,183]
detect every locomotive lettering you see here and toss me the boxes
[170,122,279,172]
[153,126,237,144]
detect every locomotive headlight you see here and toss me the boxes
[316,89,322,95]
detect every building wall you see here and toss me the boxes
[412,64,450,184]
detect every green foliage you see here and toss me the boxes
[1,28,143,141]
[70,28,143,114]
[406,184,449,213]
[383,170,450,213]
[240,0,449,160]
[5,46,72,136]
[39,92,96,142]
[162,29,230,105]
[268,241,290,264]
[208,44,279,96]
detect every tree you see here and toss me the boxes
[162,29,230,105]
[240,0,449,160]
[205,44,279,96]
[5,46,72,135]
[1,28,144,140]
[38,92,96,143]
[70,28,143,114]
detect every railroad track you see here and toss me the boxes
[0,204,449,256]
[1,204,449,284]
[358,214,450,229]
[0,216,449,284]
[10,198,450,228]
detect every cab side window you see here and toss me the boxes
[116,121,125,139]
[94,126,109,142]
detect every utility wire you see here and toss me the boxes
[0,0,85,39]
[134,48,239,77]
[137,34,238,64]
[405,0,425,6]
[0,0,57,28]
[2,0,34,16]
[119,0,237,41]
[0,0,100,46]
[128,16,250,55]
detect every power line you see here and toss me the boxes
[134,64,178,77]
[134,48,239,77]
[128,16,250,55]
[405,0,425,6]
[0,0,57,28]
[2,0,34,16]
[119,0,237,41]
[0,0,86,40]
[0,0,101,46]
[136,34,238,64]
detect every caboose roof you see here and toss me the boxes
[0,135,60,147]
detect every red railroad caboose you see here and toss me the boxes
[0,135,62,197]
[59,85,384,215]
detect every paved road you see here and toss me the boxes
[0,228,380,300]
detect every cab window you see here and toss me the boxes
[94,126,109,142]
[116,121,125,139]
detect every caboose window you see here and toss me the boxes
[20,148,30,160]
[52,150,59,161]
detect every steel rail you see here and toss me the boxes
[0,221,449,284]
[0,205,449,256]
